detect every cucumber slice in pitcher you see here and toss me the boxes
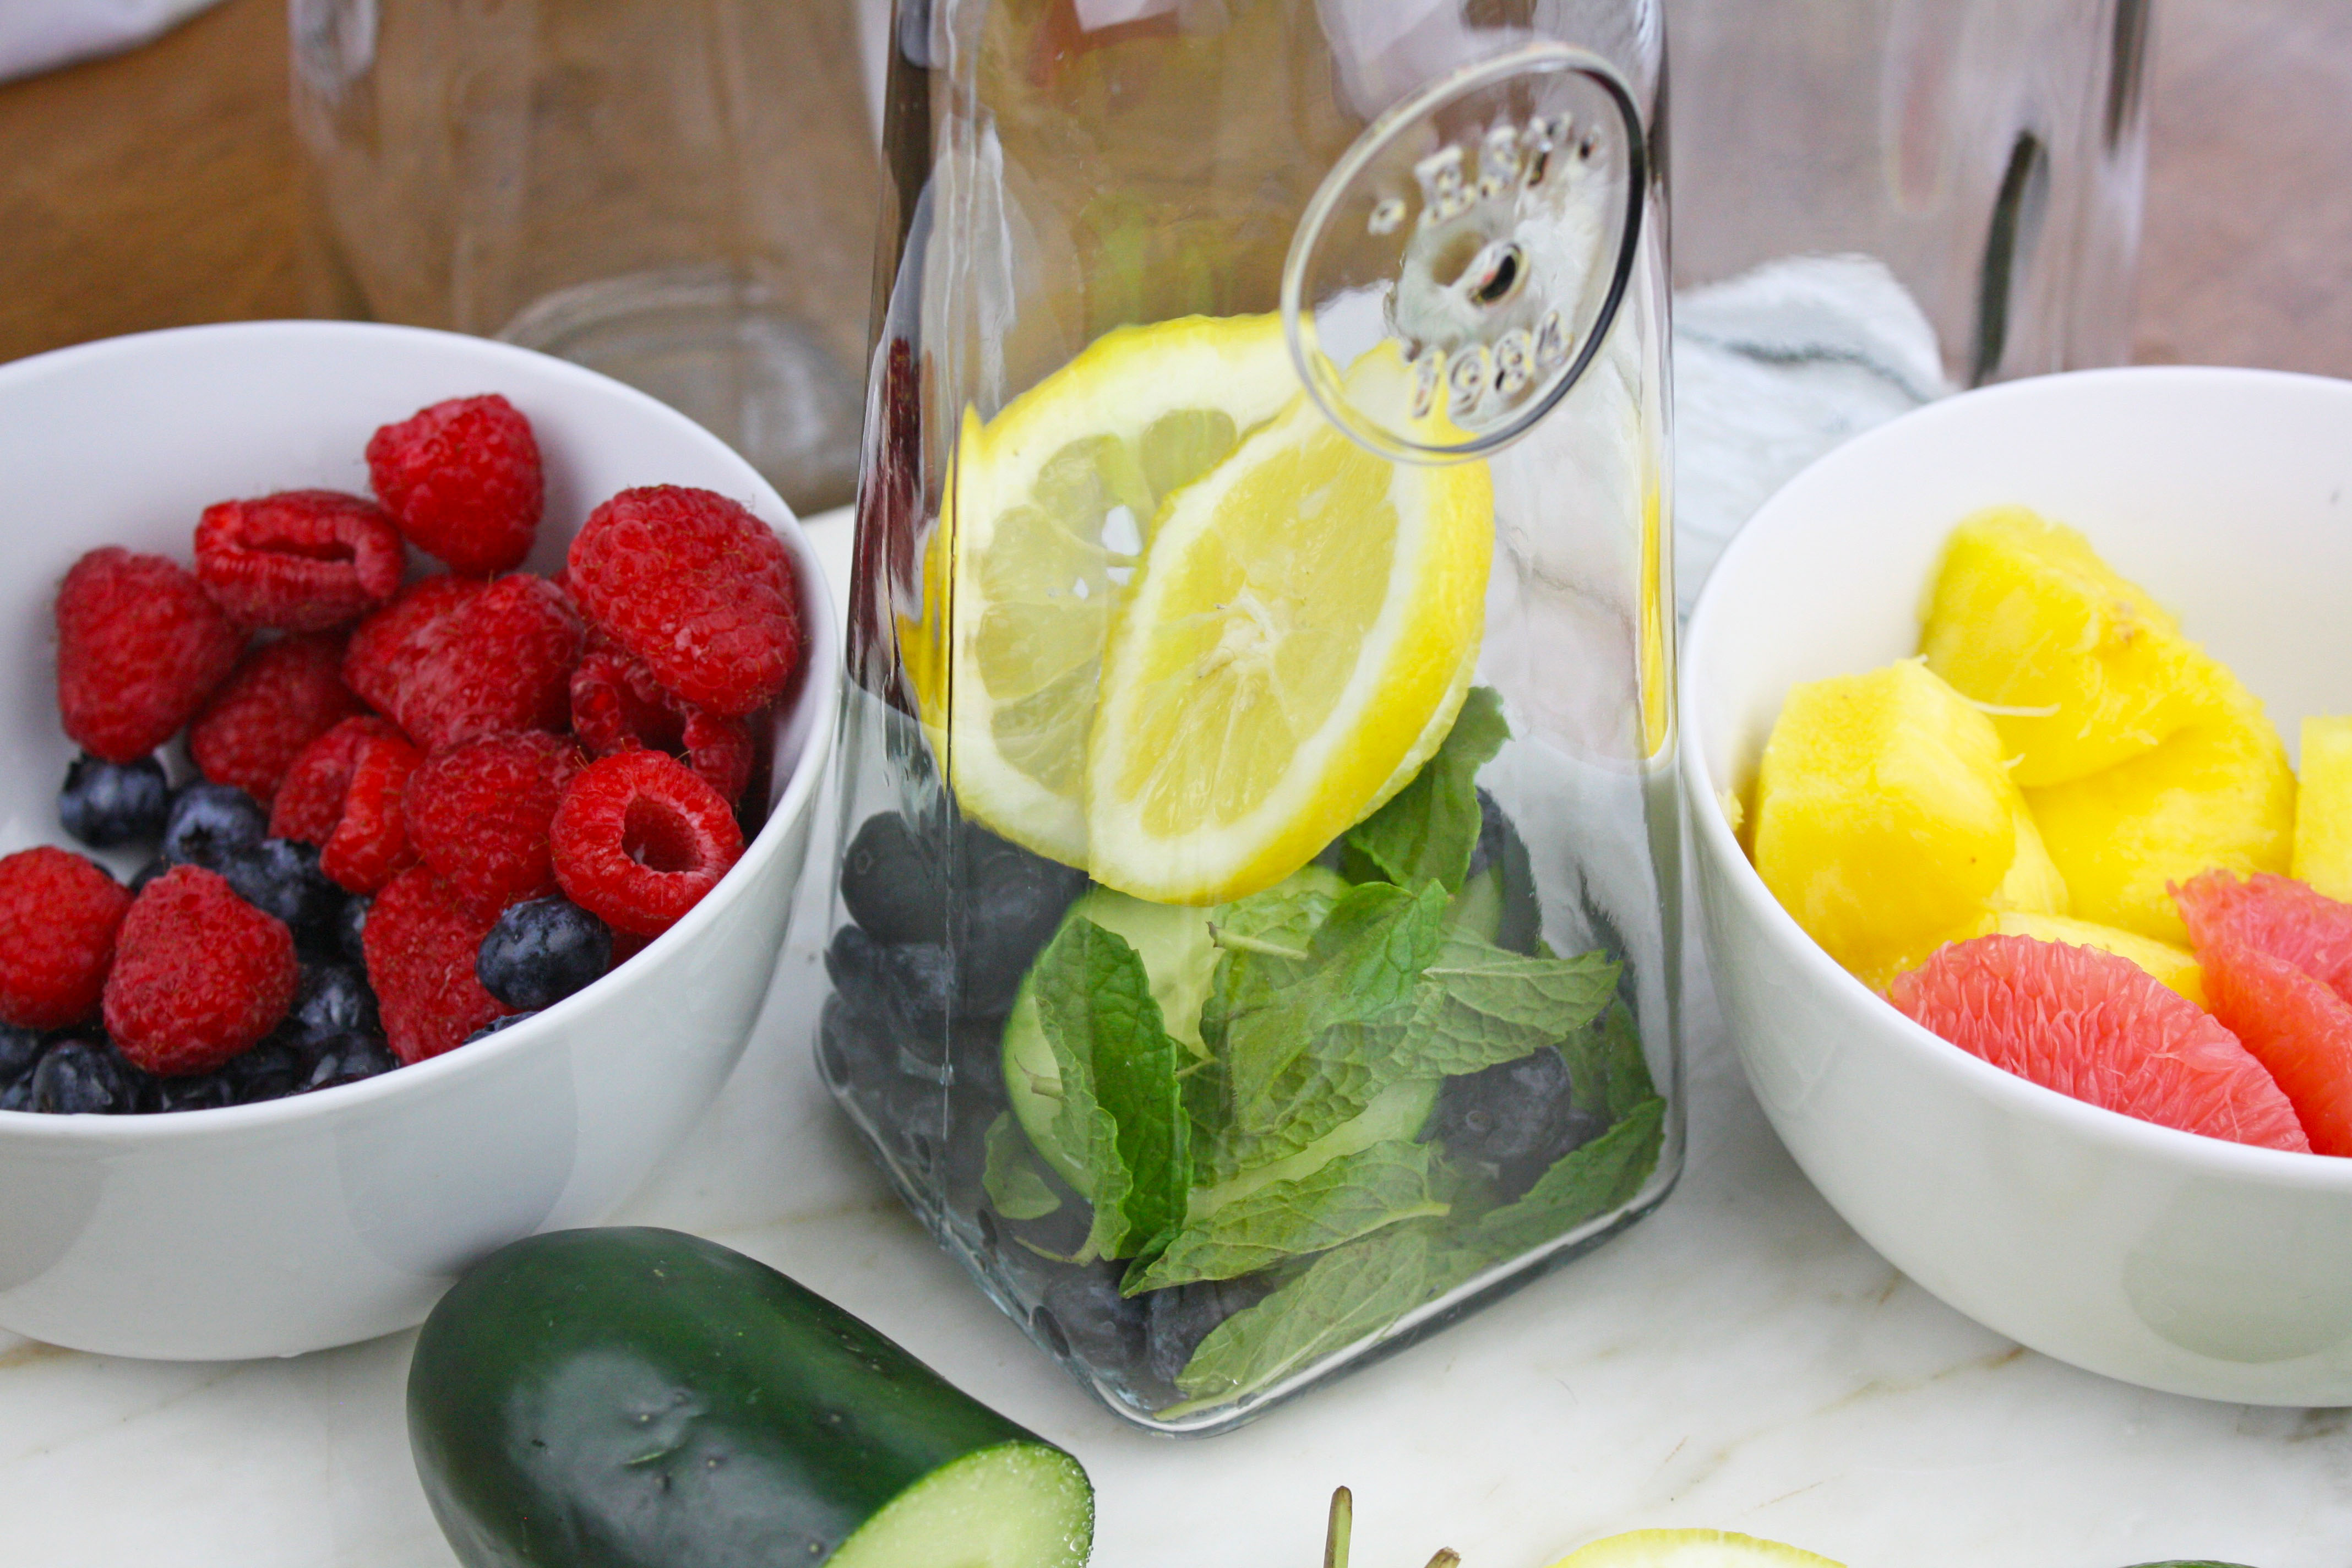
[407,1228,1093,1568]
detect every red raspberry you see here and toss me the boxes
[193,490,406,631]
[104,865,297,1075]
[272,716,423,892]
[569,649,753,803]
[188,633,365,804]
[566,486,801,717]
[365,394,542,576]
[549,750,744,937]
[364,867,513,1063]
[342,574,583,750]
[55,547,244,763]
[404,732,584,918]
[0,847,132,1030]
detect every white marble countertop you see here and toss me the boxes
[2,513,2345,1568]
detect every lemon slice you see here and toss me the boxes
[921,314,1302,865]
[1548,1529,1846,1567]
[1084,352,1494,905]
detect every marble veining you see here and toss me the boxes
[0,515,2345,1567]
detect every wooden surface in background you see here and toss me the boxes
[0,0,2345,373]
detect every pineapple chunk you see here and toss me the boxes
[1753,658,2040,984]
[1989,911,2207,1008]
[1919,505,2235,788]
[2026,686,2295,945]
[2294,716,2352,901]
[1991,805,2070,916]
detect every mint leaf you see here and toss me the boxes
[1560,1000,1657,1124]
[1124,1139,1447,1292]
[982,1112,1062,1221]
[1168,1225,1435,1409]
[1344,687,1509,892]
[1031,917,1189,1259]
[1458,1095,1665,1265]
[1203,883,1451,1178]
[1400,937,1621,1078]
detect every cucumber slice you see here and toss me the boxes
[408,1228,1092,1568]
[831,1443,1093,1568]
[1548,1530,1844,1567]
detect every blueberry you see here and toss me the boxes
[151,1070,241,1113]
[825,925,955,1049]
[1425,1048,1605,1199]
[1465,788,1539,955]
[129,856,171,895]
[337,895,371,965]
[0,1025,45,1086]
[302,1033,399,1092]
[816,993,902,1094]
[161,781,268,871]
[463,1011,538,1045]
[476,897,611,1011]
[28,1038,140,1114]
[840,811,948,944]
[953,827,1084,1015]
[1141,1276,1271,1385]
[58,753,171,848]
[224,1039,317,1103]
[217,837,345,940]
[1034,1263,1148,1373]
[0,1026,46,1111]
[282,962,379,1047]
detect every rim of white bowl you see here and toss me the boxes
[1682,362,2352,1191]
[0,319,842,1144]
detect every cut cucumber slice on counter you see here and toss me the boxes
[1548,1530,1845,1568]
[407,1228,1093,1568]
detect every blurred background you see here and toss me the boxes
[1,0,2344,481]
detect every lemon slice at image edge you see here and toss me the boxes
[1084,348,1495,906]
[1548,1529,1846,1567]
[914,313,1303,868]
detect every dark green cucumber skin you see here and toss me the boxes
[408,1227,1053,1568]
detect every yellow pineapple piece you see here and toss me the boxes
[2293,716,2352,901]
[2026,686,2295,945]
[1991,804,2070,916]
[1753,658,2039,984]
[1989,911,2207,1008]
[1919,505,2235,788]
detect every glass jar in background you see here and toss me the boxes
[1667,0,2154,611]
[290,0,881,515]
[824,0,1679,1434]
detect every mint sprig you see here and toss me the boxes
[1343,686,1509,892]
[1123,1139,1447,1293]
[1168,1226,1436,1410]
[1029,916,1190,1260]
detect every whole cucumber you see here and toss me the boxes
[408,1227,1093,1568]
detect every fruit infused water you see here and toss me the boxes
[821,1,1680,1433]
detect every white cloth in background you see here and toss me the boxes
[0,0,227,84]
[1671,253,1956,618]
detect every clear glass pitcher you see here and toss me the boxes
[823,0,1679,1434]
[289,0,881,514]
[1667,0,2154,611]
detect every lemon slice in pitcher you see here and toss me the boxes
[923,314,1301,865]
[1084,351,1494,905]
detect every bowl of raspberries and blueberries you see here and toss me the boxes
[0,320,836,1360]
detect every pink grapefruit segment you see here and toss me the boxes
[2174,868,2352,1006]
[1887,935,2311,1153]
[2197,939,2352,1156]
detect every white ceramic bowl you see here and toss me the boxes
[1684,366,2352,1405]
[0,322,839,1359]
